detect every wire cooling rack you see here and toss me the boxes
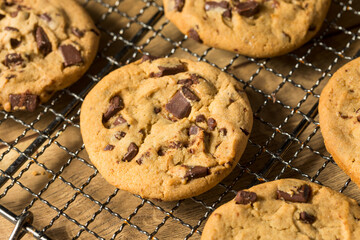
[1,0,360,239]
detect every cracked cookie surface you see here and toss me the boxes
[80,57,253,201]
[202,179,360,240]
[0,0,99,111]
[163,0,331,58]
[319,57,360,189]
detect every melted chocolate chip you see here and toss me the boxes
[104,144,115,151]
[5,26,19,31]
[40,13,52,22]
[71,27,85,38]
[196,114,206,122]
[184,166,209,180]
[123,142,139,162]
[177,78,193,86]
[299,212,316,224]
[207,118,217,130]
[59,44,83,67]
[188,28,202,43]
[276,184,311,203]
[9,92,39,112]
[141,54,158,63]
[113,116,127,126]
[234,1,260,17]
[4,53,23,67]
[154,107,161,114]
[165,90,192,119]
[174,0,185,11]
[235,190,257,205]
[115,131,126,140]
[240,127,249,136]
[219,128,227,136]
[152,64,187,77]
[36,27,52,56]
[102,95,124,123]
[189,125,200,135]
[181,86,200,101]
[10,38,21,48]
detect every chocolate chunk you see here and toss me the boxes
[177,78,193,86]
[9,92,39,112]
[184,166,209,180]
[165,90,192,119]
[5,74,16,80]
[113,116,127,126]
[196,114,206,122]
[208,118,217,130]
[174,0,185,11]
[136,151,150,165]
[205,1,228,11]
[141,54,158,63]
[0,14,4,20]
[4,53,23,67]
[36,27,52,56]
[102,95,124,123]
[240,127,249,136]
[115,131,126,140]
[59,44,83,67]
[154,107,161,114]
[222,9,232,18]
[10,38,21,48]
[122,142,139,162]
[299,212,316,224]
[188,28,202,43]
[219,128,227,136]
[169,141,183,149]
[40,13,51,22]
[157,148,165,156]
[152,64,187,77]
[181,86,200,101]
[5,26,19,31]
[235,190,257,205]
[104,144,115,151]
[234,1,260,17]
[276,184,311,203]
[189,125,200,135]
[71,27,85,38]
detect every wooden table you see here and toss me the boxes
[1,0,360,239]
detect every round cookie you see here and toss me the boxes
[202,179,360,240]
[80,57,253,201]
[0,0,100,112]
[319,58,360,188]
[163,0,331,58]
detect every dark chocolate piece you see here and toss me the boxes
[10,38,21,48]
[196,114,206,122]
[136,151,150,165]
[59,44,83,67]
[188,28,202,43]
[40,13,52,22]
[71,27,85,38]
[4,53,23,67]
[102,95,124,123]
[299,212,316,224]
[184,166,209,180]
[5,74,16,80]
[152,64,187,77]
[174,0,185,11]
[5,26,19,31]
[113,116,127,126]
[154,107,161,114]
[157,148,165,156]
[9,92,39,112]
[36,27,52,56]
[276,184,311,203]
[234,1,260,17]
[181,86,200,101]
[235,190,257,205]
[219,128,227,136]
[165,90,192,119]
[115,131,126,140]
[207,118,217,130]
[189,125,200,135]
[123,142,139,162]
[104,144,115,151]
[240,127,249,136]
[141,54,158,63]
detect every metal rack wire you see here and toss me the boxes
[1,0,360,239]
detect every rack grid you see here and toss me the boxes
[1,0,360,239]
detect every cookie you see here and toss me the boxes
[319,57,360,188]
[202,179,360,239]
[0,0,100,112]
[163,0,331,58]
[80,57,253,201]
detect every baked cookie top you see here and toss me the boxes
[0,0,99,112]
[202,179,360,240]
[80,57,253,201]
[319,57,360,188]
[163,0,331,58]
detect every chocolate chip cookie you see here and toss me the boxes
[80,57,253,201]
[163,0,331,58]
[0,0,100,112]
[202,179,360,239]
[319,57,360,188]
